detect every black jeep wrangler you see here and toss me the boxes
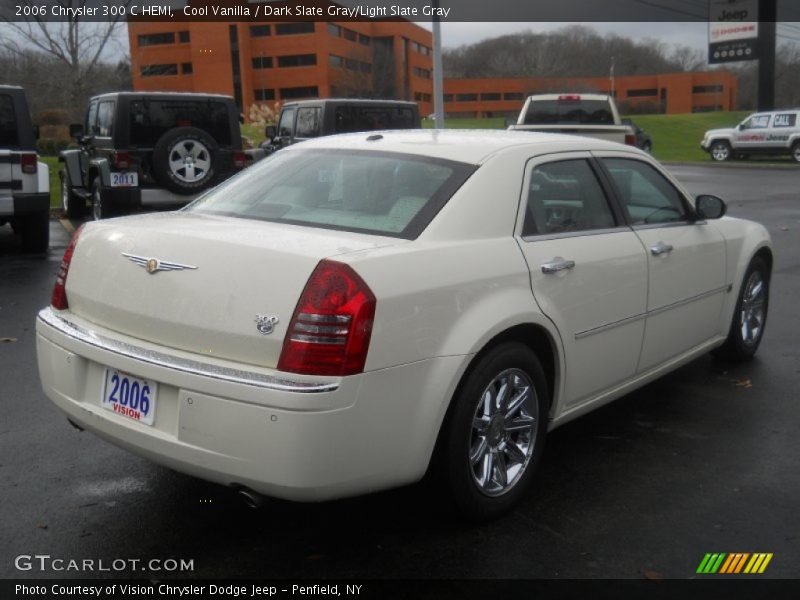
[61,92,245,220]
[0,85,50,252]
[249,99,421,162]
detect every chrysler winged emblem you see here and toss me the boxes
[122,253,198,274]
[255,314,279,335]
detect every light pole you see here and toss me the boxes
[432,0,445,128]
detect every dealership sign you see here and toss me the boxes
[708,0,759,63]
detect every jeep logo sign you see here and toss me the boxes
[708,0,759,64]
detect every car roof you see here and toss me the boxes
[0,85,24,91]
[292,129,636,164]
[89,91,235,101]
[283,98,418,107]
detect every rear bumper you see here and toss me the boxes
[0,192,49,217]
[36,307,464,501]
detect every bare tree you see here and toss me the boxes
[1,1,131,112]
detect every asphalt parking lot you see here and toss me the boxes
[0,164,798,580]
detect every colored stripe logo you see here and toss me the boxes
[697,553,773,574]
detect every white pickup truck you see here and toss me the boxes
[508,93,636,146]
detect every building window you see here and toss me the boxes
[275,22,314,35]
[627,88,658,98]
[455,93,478,102]
[280,86,319,100]
[343,28,357,42]
[412,67,431,79]
[178,30,190,43]
[277,54,316,67]
[414,92,432,102]
[328,23,341,37]
[254,89,276,101]
[250,25,270,37]
[443,94,453,102]
[359,34,370,46]
[503,92,524,101]
[329,54,343,68]
[181,62,193,74]
[140,63,178,77]
[138,32,175,47]
[480,93,501,101]
[345,58,359,71]
[252,56,273,69]
[692,85,724,94]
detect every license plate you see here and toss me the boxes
[101,369,157,426]
[110,172,138,187]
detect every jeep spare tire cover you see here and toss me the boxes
[153,127,219,194]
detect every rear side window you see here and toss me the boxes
[333,106,417,133]
[295,107,320,138]
[773,113,797,128]
[0,95,19,148]
[129,100,231,145]
[188,149,475,239]
[524,99,614,125]
[523,160,616,236]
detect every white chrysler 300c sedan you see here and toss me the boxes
[36,131,772,519]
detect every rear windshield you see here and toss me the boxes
[333,106,418,133]
[129,100,231,145]
[524,99,614,125]
[187,149,475,239]
[0,95,20,148]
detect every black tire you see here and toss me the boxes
[791,142,800,164]
[710,140,732,162]
[91,177,118,221]
[152,127,219,194]
[714,256,770,361]
[19,210,49,254]
[60,170,85,219]
[437,343,549,521]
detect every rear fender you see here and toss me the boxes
[60,149,83,188]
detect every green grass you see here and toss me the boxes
[41,156,61,208]
[241,123,267,147]
[420,111,789,163]
[629,111,748,162]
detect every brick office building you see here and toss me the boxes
[128,20,435,115]
[129,20,736,119]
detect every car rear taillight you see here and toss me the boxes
[51,225,85,310]
[113,151,131,170]
[558,95,581,101]
[233,151,246,169]
[20,153,37,174]
[278,260,376,377]
[625,133,637,146]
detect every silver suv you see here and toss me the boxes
[701,110,800,163]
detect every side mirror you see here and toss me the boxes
[695,195,726,220]
[737,123,744,131]
[69,123,84,139]
[265,125,277,141]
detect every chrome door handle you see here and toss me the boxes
[541,257,576,274]
[650,242,674,256]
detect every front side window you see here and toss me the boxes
[0,94,19,147]
[523,159,616,236]
[601,158,688,225]
[187,149,475,239]
[741,114,770,129]
[278,108,295,137]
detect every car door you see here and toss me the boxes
[733,113,771,151]
[596,154,727,373]
[515,153,648,408]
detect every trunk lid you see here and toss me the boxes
[65,212,402,368]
